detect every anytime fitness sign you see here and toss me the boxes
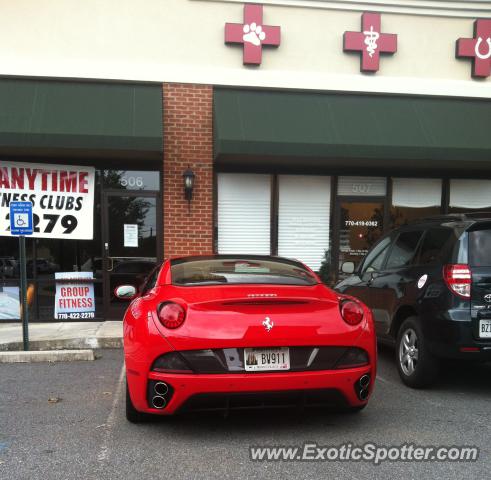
[0,161,95,240]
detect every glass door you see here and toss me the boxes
[102,192,160,319]
[336,199,385,281]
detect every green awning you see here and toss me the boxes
[214,88,491,171]
[0,79,162,160]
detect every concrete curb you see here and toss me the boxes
[0,349,95,363]
[0,337,123,352]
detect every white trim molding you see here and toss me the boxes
[195,0,491,18]
[3,60,490,99]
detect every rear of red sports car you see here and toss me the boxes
[123,255,376,422]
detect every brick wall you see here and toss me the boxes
[162,83,214,258]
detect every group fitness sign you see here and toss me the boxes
[225,4,491,78]
[0,161,95,240]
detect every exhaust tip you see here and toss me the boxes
[359,388,369,401]
[359,374,371,389]
[154,382,169,396]
[152,395,167,409]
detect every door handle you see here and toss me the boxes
[104,242,114,272]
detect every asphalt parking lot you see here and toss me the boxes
[0,347,489,480]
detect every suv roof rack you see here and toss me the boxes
[408,212,491,224]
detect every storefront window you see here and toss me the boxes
[0,237,36,320]
[33,236,104,321]
[278,175,331,271]
[0,167,161,322]
[391,178,442,227]
[449,179,491,213]
[106,196,157,258]
[338,200,385,278]
[217,173,271,255]
[335,176,386,282]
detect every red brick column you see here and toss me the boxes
[162,83,214,258]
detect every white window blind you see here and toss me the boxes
[338,176,386,196]
[450,179,491,209]
[217,173,271,255]
[392,178,442,207]
[278,175,331,271]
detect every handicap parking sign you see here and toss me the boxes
[10,202,33,236]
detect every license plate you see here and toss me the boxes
[479,319,491,338]
[244,347,290,372]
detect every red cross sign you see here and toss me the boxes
[225,4,281,65]
[456,19,491,78]
[344,13,397,72]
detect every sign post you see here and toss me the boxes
[10,201,34,351]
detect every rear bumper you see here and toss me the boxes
[422,312,491,360]
[129,367,374,415]
[125,301,377,415]
[178,389,348,413]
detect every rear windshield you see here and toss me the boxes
[171,257,318,286]
[469,228,491,266]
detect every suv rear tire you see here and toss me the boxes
[396,317,439,388]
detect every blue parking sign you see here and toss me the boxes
[10,202,33,236]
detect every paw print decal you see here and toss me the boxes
[243,22,266,46]
[224,4,281,65]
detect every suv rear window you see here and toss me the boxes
[469,228,491,266]
[171,257,318,286]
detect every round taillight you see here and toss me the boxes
[340,300,364,326]
[158,303,186,329]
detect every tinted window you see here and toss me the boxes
[171,257,317,286]
[386,231,423,269]
[361,237,391,274]
[141,265,160,295]
[417,228,454,265]
[469,228,491,266]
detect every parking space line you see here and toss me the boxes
[97,364,125,463]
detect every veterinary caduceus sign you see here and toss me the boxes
[0,161,95,240]
[343,13,398,72]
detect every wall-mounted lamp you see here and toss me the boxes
[183,167,195,202]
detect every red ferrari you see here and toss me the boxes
[117,255,376,422]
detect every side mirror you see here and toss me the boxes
[341,262,355,274]
[114,285,137,300]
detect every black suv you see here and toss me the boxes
[335,214,491,388]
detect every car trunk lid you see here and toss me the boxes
[153,284,364,350]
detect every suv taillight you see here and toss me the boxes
[443,264,471,298]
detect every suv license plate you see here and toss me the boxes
[479,319,491,338]
[244,347,290,372]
